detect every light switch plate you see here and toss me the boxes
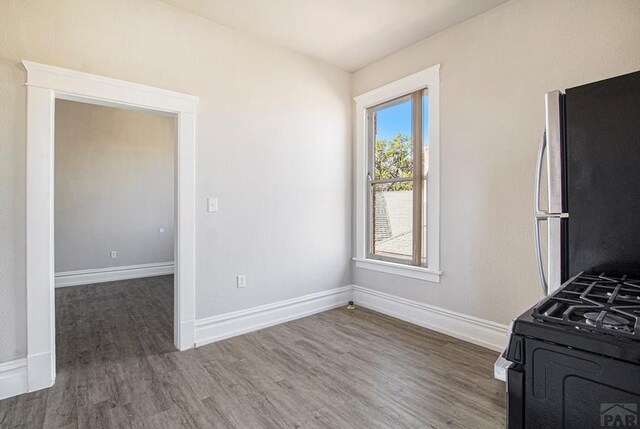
[237,275,246,288]
[207,197,218,213]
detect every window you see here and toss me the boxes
[354,65,440,282]
[367,91,427,266]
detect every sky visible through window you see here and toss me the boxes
[376,96,429,143]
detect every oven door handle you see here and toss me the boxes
[494,355,513,382]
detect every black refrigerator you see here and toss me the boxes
[535,70,640,295]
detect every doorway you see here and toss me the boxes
[23,61,197,393]
[54,99,176,366]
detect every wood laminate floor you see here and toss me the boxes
[0,275,506,428]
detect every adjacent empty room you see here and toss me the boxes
[54,99,177,380]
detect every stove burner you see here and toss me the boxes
[532,272,640,340]
[583,312,629,328]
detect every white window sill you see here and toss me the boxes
[352,257,442,283]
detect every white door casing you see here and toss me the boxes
[23,61,198,392]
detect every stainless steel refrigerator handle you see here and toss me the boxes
[535,132,569,218]
[534,217,548,294]
[534,132,549,294]
[535,131,546,215]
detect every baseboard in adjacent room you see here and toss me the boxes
[55,261,174,288]
[0,358,27,400]
[352,285,509,351]
[195,285,352,347]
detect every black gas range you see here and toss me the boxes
[497,70,640,428]
[503,272,640,428]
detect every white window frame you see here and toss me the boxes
[353,64,441,282]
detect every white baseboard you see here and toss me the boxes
[195,285,352,347]
[55,261,174,288]
[0,358,28,400]
[352,285,508,352]
[195,284,508,351]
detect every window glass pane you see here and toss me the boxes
[422,90,429,175]
[422,90,429,266]
[372,98,413,180]
[421,179,427,266]
[372,181,413,261]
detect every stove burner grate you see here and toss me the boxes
[532,273,640,339]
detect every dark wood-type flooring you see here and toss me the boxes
[0,275,505,428]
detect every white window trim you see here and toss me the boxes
[353,64,441,283]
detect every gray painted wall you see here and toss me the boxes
[0,0,351,363]
[54,100,175,273]
[352,0,640,325]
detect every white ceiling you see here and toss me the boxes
[159,0,509,72]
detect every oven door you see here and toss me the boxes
[524,338,640,429]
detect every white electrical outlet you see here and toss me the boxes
[237,275,246,288]
[158,227,165,233]
[110,251,117,259]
